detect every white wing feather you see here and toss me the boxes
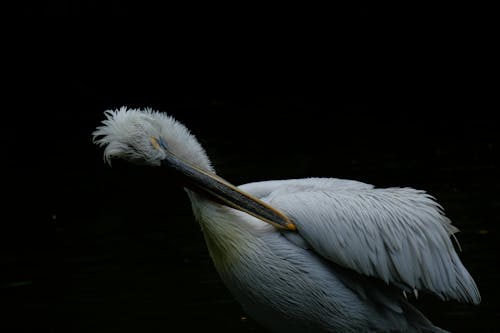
[240,178,480,304]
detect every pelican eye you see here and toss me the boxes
[150,136,169,151]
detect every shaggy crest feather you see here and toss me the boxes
[92,107,213,171]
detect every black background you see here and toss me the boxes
[2,2,498,332]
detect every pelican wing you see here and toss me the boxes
[240,178,480,304]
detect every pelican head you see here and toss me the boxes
[93,107,296,231]
[92,107,212,171]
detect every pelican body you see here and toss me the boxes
[93,107,480,333]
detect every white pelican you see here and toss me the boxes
[93,107,480,333]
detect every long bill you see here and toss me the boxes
[151,138,296,231]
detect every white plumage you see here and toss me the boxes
[93,107,480,333]
[240,179,479,303]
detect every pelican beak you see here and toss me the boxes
[151,137,296,231]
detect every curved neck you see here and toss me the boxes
[185,189,262,267]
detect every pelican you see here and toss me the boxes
[93,107,480,333]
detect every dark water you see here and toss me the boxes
[3,102,499,333]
